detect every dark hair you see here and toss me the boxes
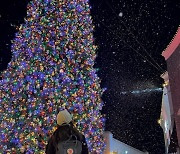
[51,122,83,151]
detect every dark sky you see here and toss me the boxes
[90,0,179,153]
[0,0,180,153]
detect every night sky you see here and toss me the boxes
[0,0,180,153]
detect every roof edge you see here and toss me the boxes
[162,27,180,60]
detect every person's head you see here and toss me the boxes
[56,109,72,126]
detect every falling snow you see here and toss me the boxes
[0,0,180,153]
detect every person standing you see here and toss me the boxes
[46,109,88,154]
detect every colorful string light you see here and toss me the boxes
[0,0,105,153]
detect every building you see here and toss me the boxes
[160,72,176,153]
[161,27,180,153]
[103,132,148,154]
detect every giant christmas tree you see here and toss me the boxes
[0,0,105,153]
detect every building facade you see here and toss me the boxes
[103,132,148,154]
[161,27,180,153]
[160,72,175,153]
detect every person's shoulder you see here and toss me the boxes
[72,127,84,140]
